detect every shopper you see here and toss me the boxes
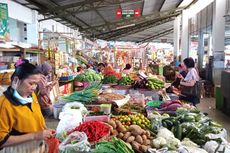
[36,62,57,117]
[179,57,200,105]
[0,61,54,151]
[122,63,132,74]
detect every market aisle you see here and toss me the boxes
[197,98,230,141]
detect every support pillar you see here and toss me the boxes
[198,31,204,70]
[212,0,226,85]
[173,15,181,60]
[181,10,189,60]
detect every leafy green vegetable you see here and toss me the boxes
[93,137,135,153]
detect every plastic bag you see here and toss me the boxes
[204,139,230,153]
[59,131,90,153]
[177,146,208,153]
[62,102,87,115]
[205,128,227,140]
[56,110,83,135]
[46,137,60,153]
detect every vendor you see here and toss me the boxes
[122,64,132,74]
[36,62,58,117]
[0,61,54,151]
[97,63,106,73]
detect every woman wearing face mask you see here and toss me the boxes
[0,61,55,152]
[36,62,58,117]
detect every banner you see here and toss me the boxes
[0,3,9,41]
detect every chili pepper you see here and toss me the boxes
[69,121,110,142]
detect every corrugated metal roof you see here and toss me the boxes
[14,0,196,42]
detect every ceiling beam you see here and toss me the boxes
[97,11,180,40]
[25,0,84,31]
[137,28,174,43]
[159,0,167,11]
[82,7,183,33]
[39,0,143,22]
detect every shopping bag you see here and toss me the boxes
[46,137,60,153]
[181,80,202,98]
[59,131,90,153]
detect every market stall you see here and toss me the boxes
[48,69,230,153]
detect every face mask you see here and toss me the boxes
[13,89,33,104]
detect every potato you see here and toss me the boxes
[135,135,143,144]
[117,133,124,139]
[142,135,147,141]
[128,125,144,136]
[123,132,131,141]
[116,121,126,132]
[140,145,148,153]
[146,131,151,137]
[145,139,151,145]
[111,130,118,136]
[126,136,135,143]
[143,139,148,146]
[132,141,141,151]
[108,120,116,129]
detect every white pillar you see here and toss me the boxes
[173,15,181,60]
[181,10,189,60]
[212,0,226,85]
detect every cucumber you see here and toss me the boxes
[175,124,182,140]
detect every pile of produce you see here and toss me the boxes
[97,92,125,103]
[118,75,133,85]
[93,137,135,153]
[146,77,165,90]
[113,103,145,115]
[62,82,102,103]
[114,113,151,129]
[69,121,110,143]
[149,108,227,151]
[107,120,154,153]
[103,75,118,84]
[154,100,182,112]
[75,69,103,82]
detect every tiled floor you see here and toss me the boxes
[197,98,230,141]
[46,97,230,141]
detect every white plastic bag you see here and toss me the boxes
[205,128,228,140]
[59,131,90,153]
[56,110,83,134]
[204,139,230,153]
[62,102,87,115]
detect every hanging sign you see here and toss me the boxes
[116,8,141,18]
[0,3,9,41]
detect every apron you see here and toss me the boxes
[0,140,47,153]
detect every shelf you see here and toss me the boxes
[0,48,20,52]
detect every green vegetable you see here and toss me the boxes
[62,82,102,103]
[103,75,118,84]
[93,137,135,153]
[146,77,164,90]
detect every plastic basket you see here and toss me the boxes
[147,100,162,107]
